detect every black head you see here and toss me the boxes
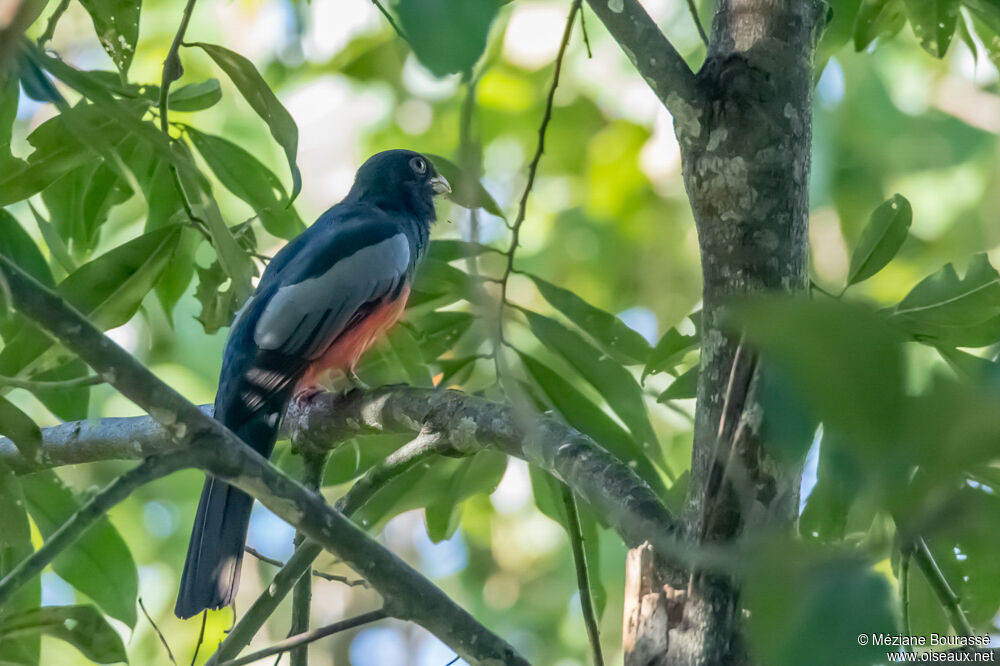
[346,149,451,222]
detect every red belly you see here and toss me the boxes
[295,285,410,391]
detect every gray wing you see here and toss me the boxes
[253,233,410,359]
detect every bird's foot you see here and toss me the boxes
[344,370,369,394]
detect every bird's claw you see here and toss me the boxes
[345,370,369,393]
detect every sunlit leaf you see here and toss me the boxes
[186,126,303,239]
[192,42,302,199]
[0,605,128,664]
[78,0,140,76]
[0,225,182,379]
[900,0,960,57]
[21,471,138,628]
[426,153,505,218]
[528,274,651,365]
[891,253,1000,347]
[845,194,911,287]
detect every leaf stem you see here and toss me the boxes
[0,374,104,392]
[561,484,605,666]
[687,0,710,46]
[912,536,974,637]
[215,610,388,666]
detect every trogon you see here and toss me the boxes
[174,149,450,619]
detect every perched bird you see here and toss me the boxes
[174,149,450,619]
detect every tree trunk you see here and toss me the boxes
[610,1,826,664]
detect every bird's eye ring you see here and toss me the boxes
[410,156,428,175]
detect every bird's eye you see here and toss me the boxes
[410,156,427,175]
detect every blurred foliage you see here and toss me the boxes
[0,0,999,664]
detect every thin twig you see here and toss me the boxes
[560,484,604,666]
[371,1,407,41]
[37,0,72,46]
[245,546,285,568]
[139,597,178,666]
[0,374,104,392]
[912,537,975,637]
[190,612,208,666]
[245,546,369,587]
[159,0,209,237]
[687,0,710,47]
[494,0,582,380]
[901,548,913,653]
[216,610,387,666]
[579,7,593,58]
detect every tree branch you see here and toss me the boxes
[0,255,529,666]
[583,0,703,129]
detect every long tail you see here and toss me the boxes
[174,413,281,619]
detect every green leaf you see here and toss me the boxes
[394,0,500,77]
[523,309,659,450]
[426,154,505,218]
[1,68,18,162]
[354,451,507,532]
[656,365,698,402]
[0,225,182,379]
[518,351,667,496]
[168,79,222,112]
[0,210,53,339]
[0,605,128,664]
[800,428,865,541]
[30,359,92,422]
[965,0,1000,69]
[186,126,303,239]
[0,461,40,666]
[409,311,475,361]
[735,297,905,447]
[156,228,201,322]
[194,259,241,334]
[21,471,138,628]
[0,398,42,477]
[78,0,140,76]
[27,202,76,277]
[527,274,652,365]
[192,42,301,199]
[815,0,863,75]
[60,225,182,330]
[854,0,907,50]
[845,194,911,287]
[745,542,896,666]
[901,0,960,57]
[424,455,509,543]
[891,253,1000,347]
[642,319,699,383]
[386,326,434,387]
[426,239,496,263]
[0,104,131,207]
